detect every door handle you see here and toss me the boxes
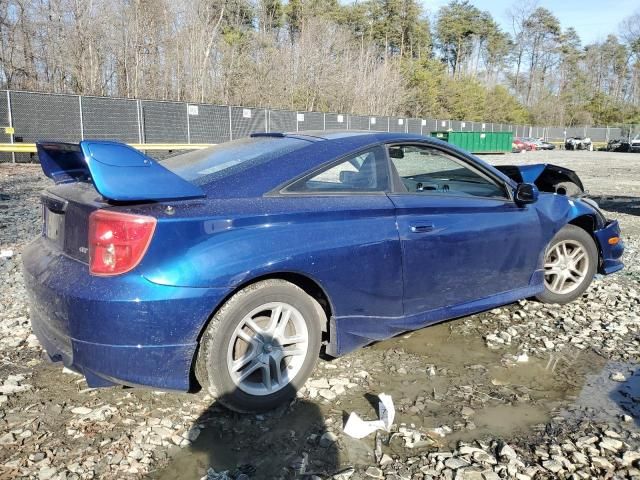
[410,224,434,233]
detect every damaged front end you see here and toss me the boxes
[594,219,624,275]
[495,164,585,197]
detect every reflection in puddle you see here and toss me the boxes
[570,362,640,424]
[473,404,549,437]
[368,322,632,445]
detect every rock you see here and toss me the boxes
[472,451,497,465]
[461,406,475,417]
[0,432,15,445]
[38,467,57,480]
[591,457,614,470]
[485,334,503,346]
[622,451,640,467]
[482,472,500,480]
[444,458,468,469]
[329,378,349,386]
[600,437,623,452]
[331,384,346,395]
[308,378,330,389]
[499,444,517,460]
[456,471,483,480]
[319,389,337,400]
[332,467,355,479]
[0,383,30,395]
[153,426,174,439]
[364,466,384,479]
[320,431,338,447]
[186,427,201,442]
[84,405,115,421]
[610,372,627,382]
[571,452,588,465]
[542,460,563,473]
[128,449,144,460]
[379,454,393,467]
[72,406,93,415]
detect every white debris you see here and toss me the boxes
[343,393,395,439]
[610,371,627,382]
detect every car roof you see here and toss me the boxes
[253,130,426,142]
[197,131,461,198]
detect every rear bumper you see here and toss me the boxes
[594,220,624,275]
[23,237,227,391]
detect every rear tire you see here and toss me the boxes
[536,225,598,304]
[195,279,322,413]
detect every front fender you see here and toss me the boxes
[534,194,623,274]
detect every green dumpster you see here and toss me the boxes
[430,131,513,154]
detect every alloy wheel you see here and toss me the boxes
[544,240,589,295]
[226,302,309,396]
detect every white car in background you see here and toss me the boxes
[565,137,593,151]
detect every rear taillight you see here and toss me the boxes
[88,210,156,276]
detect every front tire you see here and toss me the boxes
[554,181,582,197]
[536,225,598,304]
[195,279,322,413]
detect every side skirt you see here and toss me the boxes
[325,285,543,357]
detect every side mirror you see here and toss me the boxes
[515,183,539,205]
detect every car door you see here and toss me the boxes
[386,143,544,316]
[278,144,404,321]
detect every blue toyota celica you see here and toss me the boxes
[23,131,623,412]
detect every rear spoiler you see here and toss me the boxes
[35,140,204,202]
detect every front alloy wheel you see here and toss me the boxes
[544,240,589,295]
[536,224,598,304]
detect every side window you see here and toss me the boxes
[388,144,507,198]
[286,146,389,193]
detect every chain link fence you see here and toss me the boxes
[0,89,637,163]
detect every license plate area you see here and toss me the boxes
[42,194,67,247]
[44,208,65,244]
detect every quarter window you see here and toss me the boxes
[286,146,388,193]
[388,145,507,198]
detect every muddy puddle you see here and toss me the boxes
[151,321,639,480]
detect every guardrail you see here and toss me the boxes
[0,143,214,154]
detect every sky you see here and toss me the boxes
[421,0,639,45]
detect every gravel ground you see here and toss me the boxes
[1,150,640,480]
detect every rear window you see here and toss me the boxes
[162,136,309,185]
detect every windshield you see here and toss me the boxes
[162,136,309,185]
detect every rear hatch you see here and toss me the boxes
[35,140,207,263]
